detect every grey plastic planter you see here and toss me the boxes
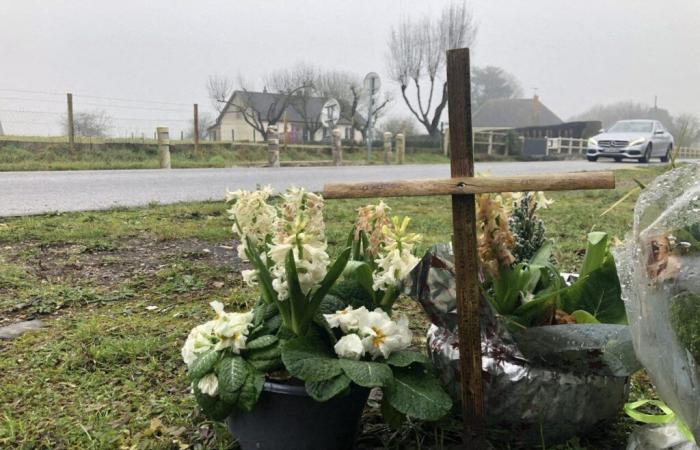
[226,381,369,450]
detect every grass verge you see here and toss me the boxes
[0,166,666,449]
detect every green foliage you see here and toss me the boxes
[187,349,219,381]
[670,292,700,364]
[386,350,430,367]
[509,192,546,263]
[384,366,453,422]
[281,336,343,382]
[218,356,248,402]
[338,359,394,388]
[559,233,626,324]
[305,374,352,402]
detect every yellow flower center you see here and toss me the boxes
[372,327,386,348]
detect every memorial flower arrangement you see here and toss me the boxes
[477,191,626,329]
[181,186,451,428]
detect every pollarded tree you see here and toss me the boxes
[387,1,478,136]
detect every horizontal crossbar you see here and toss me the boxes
[323,171,615,199]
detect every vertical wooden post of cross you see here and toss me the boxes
[446,48,485,445]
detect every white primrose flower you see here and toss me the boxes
[333,334,365,360]
[226,185,278,260]
[181,321,216,367]
[197,373,219,397]
[359,309,412,359]
[210,301,254,354]
[324,306,370,333]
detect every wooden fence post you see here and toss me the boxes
[396,133,405,164]
[157,127,171,169]
[332,128,342,166]
[487,131,493,155]
[267,126,280,167]
[67,93,75,149]
[383,132,393,164]
[193,103,200,155]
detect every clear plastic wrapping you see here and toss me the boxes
[616,163,700,443]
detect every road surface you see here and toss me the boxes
[0,160,654,217]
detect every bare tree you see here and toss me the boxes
[267,63,322,141]
[315,69,391,141]
[225,73,312,141]
[380,115,419,136]
[387,1,478,136]
[207,75,234,113]
[64,111,112,137]
[186,112,214,139]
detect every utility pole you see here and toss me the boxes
[67,93,75,149]
[193,103,200,155]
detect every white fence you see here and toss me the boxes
[546,137,587,155]
[678,147,700,159]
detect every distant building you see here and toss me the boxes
[473,96,599,139]
[208,90,363,143]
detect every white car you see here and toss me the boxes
[586,119,674,163]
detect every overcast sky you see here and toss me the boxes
[1,0,699,136]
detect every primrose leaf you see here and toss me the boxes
[246,335,278,350]
[386,350,430,368]
[384,366,452,421]
[187,349,219,381]
[281,336,343,382]
[218,356,248,403]
[305,373,352,402]
[339,358,393,388]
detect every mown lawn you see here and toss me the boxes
[0,166,667,449]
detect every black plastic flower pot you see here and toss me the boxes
[226,381,370,450]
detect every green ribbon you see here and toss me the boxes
[624,399,696,443]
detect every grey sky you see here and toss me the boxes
[1,0,699,136]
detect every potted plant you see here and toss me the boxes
[181,187,452,450]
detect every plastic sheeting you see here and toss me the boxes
[617,163,700,443]
[404,243,640,445]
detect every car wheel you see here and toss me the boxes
[614,157,623,162]
[639,144,652,163]
[587,156,598,162]
[660,145,672,163]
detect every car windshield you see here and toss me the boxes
[608,121,653,133]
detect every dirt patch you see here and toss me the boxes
[1,236,247,325]
[7,236,243,286]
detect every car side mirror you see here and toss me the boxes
[654,130,664,135]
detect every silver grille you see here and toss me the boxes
[598,140,629,148]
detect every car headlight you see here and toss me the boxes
[588,138,597,146]
[628,138,646,146]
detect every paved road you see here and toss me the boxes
[0,160,655,217]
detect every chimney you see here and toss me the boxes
[532,94,541,126]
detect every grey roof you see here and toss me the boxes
[212,90,361,129]
[473,98,562,128]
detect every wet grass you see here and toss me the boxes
[0,165,668,449]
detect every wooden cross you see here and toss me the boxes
[323,48,615,445]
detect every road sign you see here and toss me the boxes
[363,72,381,98]
[320,98,341,128]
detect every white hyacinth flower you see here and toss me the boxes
[226,185,278,260]
[197,373,219,397]
[333,334,365,360]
